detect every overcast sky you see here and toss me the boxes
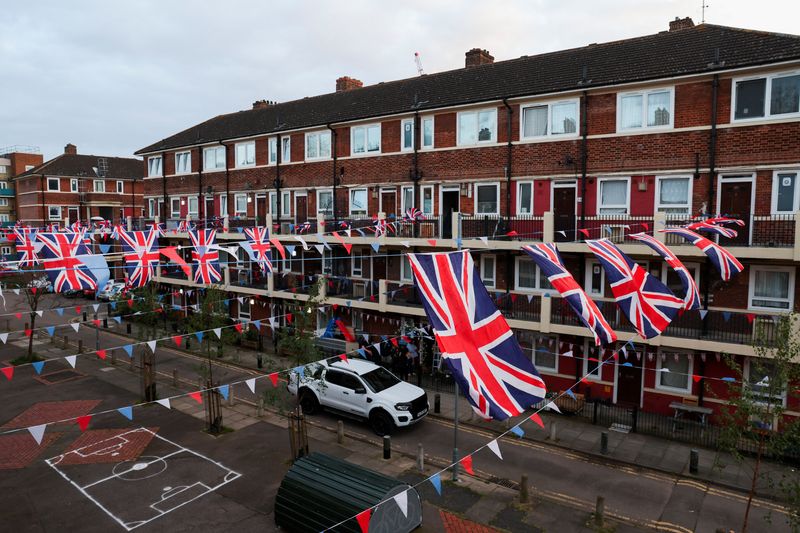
[2,0,798,161]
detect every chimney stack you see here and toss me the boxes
[336,76,363,92]
[465,48,494,68]
[669,17,695,31]
[64,143,77,155]
[252,100,271,109]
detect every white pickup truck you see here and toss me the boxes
[287,358,429,436]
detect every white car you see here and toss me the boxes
[97,281,125,301]
[288,358,429,436]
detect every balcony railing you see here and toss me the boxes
[0,188,14,197]
[461,215,544,240]
[230,266,269,290]
[386,281,421,307]
[664,213,796,248]
[580,215,654,244]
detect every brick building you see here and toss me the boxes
[137,18,800,422]
[14,144,144,226]
[0,146,45,258]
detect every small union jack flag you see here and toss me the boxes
[587,239,684,339]
[628,232,700,310]
[148,221,166,236]
[13,227,39,267]
[295,221,312,234]
[660,228,743,281]
[189,228,222,284]
[705,216,745,227]
[36,232,98,293]
[118,228,160,288]
[69,220,83,232]
[409,250,546,420]
[522,243,616,345]
[177,220,195,233]
[684,220,737,238]
[404,208,425,221]
[242,226,273,273]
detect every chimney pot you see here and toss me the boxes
[64,143,77,155]
[465,48,494,68]
[669,16,695,31]
[252,99,270,109]
[336,76,363,92]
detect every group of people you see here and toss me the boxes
[358,337,419,381]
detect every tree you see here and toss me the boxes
[21,274,49,363]
[278,277,326,368]
[716,313,800,532]
[130,284,161,402]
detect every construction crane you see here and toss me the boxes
[414,52,424,76]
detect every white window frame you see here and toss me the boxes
[116,180,124,194]
[421,116,434,149]
[616,87,675,131]
[748,265,795,312]
[147,156,162,177]
[421,185,434,216]
[744,357,788,409]
[203,146,226,171]
[0,200,8,207]
[93,180,105,193]
[148,198,157,217]
[655,175,693,214]
[187,196,199,218]
[474,182,500,216]
[520,98,580,140]
[350,123,382,155]
[281,136,291,163]
[175,151,191,174]
[401,118,414,151]
[234,194,248,216]
[48,205,62,221]
[514,257,552,293]
[276,191,291,218]
[480,254,496,288]
[771,170,800,214]
[349,188,368,216]
[170,197,181,218]
[238,298,251,320]
[352,251,363,278]
[219,194,228,217]
[317,189,333,215]
[597,177,630,215]
[732,70,800,123]
[584,258,606,297]
[70,178,78,192]
[517,181,534,215]
[47,178,60,192]
[660,261,700,291]
[268,138,278,165]
[0,245,11,254]
[401,186,414,214]
[235,141,256,168]
[400,255,413,282]
[305,131,331,161]
[582,342,602,381]
[457,108,497,146]
[655,352,693,394]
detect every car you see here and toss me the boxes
[97,282,125,301]
[287,357,428,436]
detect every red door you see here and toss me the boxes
[381,191,396,218]
[296,195,308,223]
[719,180,752,246]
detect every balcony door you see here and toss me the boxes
[295,194,308,224]
[255,194,267,226]
[204,196,214,220]
[380,188,396,218]
[717,174,753,246]
[552,182,576,242]
[440,187,460,239]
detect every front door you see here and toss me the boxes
[381,190,397,218]
[98,206,113,221]
[719,178,752,246]
[553,184,576,243]
[617,361,642,407]
[255,195,267,226]
[441,188,460,239]
[67,207,79,224]
[205,196,214,220]
[295,195,308,224]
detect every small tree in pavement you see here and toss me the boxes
[22,275,49,363]
[278,277,326,369]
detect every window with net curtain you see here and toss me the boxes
[599,179,628,214]
[476,184,498,214]
[659,353,691,390]
[657,177,690,213]
[350,189,367,215]
[771,74,800,115]
[752,268,791,309]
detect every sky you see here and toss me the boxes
[2,0,799,161]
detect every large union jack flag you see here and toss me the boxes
[118,228,160,287]
[409,250,546,420]
[242,226,272,273]
[684,220,737,238]
[36,231,98,292]
[705,216,745,227]
[628,232,700,310]
[522,243,616,345]
[660,228,743,281]
[189,228,222,284]
[587,239,684,339]
[13,227,39,267]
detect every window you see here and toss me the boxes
[147,156,162,177]
[0,214,8,222]
[521,99,579,138]
[116,181,124,194]
[219,194,228,216]
[401,186,414,214]
[618,88,673,130]
[458,108,497,145]
[515,258,552,292]
[148,198,157,217]
[322,251,332,275]
[0,198,8,207]
[517,181,533,214]
[204,146,226,170]
[0,167,6,174]
[422,116,434,149]
[349,188,368,215]
[187,196,199,217]
[772,171,800,214]
[517,331,557,372]
[48,206,61,220]
[655,176,691,214]
[170,198,180,218]
[745,358,786,408]
[734,72,800,121]
[317,189,333,215]
[749,266,795,311]
[421,186,434,215]
[584,259,605,296]
[662,262,699,296]
[268,138,278,164]
[656,352,692,392]
[0,181,7,189]
[47,178,60,191]
[25,165,34,171]
[238,298,251,320]
[0,245,11,255]
[352,251,363,277]
[305,131,331,160]
[598,178,629,214]
[475,182,499,215]
[70,179,78,192]
[480,255,496,288]
[351,124,381,155]
[234,194,248,216]
[281,136,291,163]
[175,151,191,174]
[401,119,414,151]
[235,141,255,167]
[583,346,601,379]
[270,191,291,218]
[401,255,413,282]
[93,180,105,193]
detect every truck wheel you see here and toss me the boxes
[370,410,394,436]
[299,390,319,415]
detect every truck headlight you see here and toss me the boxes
[394,402,412,411]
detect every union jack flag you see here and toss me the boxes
[628,232,700,310]
[660,228,743,281]
[373,219,396,238]
[189,228,222,284]
[69,220,83,232]
[405,208,425,221]
[36,232,98,292]
[177,220,195,233]
[705,216,745,227]
[409,250,546,420]
[242,226,273,273]
[148,221,166,236]
[13,227,39,267]
[684,220,737,238]
[118,228,160,288]
[295,221,312,234]
[522,243,616,345]
[586,239,684,339]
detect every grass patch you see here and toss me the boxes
[204,426,235,437]
[10,354,46,366]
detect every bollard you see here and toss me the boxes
[78,339,83,353]
[520,474,529,504]
[103,318,108,328]
[434,394,441,414]
[595,496,605,527]
[126,323,132,334]
[337,420,344,444]
[25,321,29,332]
[172,369,179,387]
[601,431,609,454]
[257,397,264,417]
[63,335,68,349]
[383,435,391,459]
[549,421,557,441]
[690,449,699,474]
[83,312,87,322]
[417,443,424,472]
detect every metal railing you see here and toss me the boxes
[460,215,543,240]
[664,213,796,248]
[386,281,421,307]
[581,215,654,244]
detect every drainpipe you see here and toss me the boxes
[161,151,168,221]
[326,124,338,225]
[412,111,421,238]
[502,98,514,310]
[224,144,231,218]
[40,174,46,225]
[580,91,589,229]
[198,147,204,222]
[131,177,136,222]
[275,135,282,229]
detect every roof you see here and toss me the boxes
[326,358,378,376]
[15,154,143,180]
[136,24,800,155]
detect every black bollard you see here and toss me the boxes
[383,435,391,460]
[690,449,699,474]
[601,431,609,454]
[126,323,132,334]
[434,394,441,414]
[83,312,87,322]
[102,318,108,328]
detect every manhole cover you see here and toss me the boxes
[35,369,85,385]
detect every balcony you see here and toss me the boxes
[664,213,795,248]
[0,187,14,197]
[461,214,543,241]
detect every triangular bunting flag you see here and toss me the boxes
[189,391,203,404]
[530,413,544,429]
[55,308,64,316]
[245,378,256,394]
[479,236,489,246]
[1,366,14,380]
[218,384,230,400]
[400,240,410,248]
[269,373,279,387]
[699,309,708,320]
[213,328,222,339]
[460,455,474,476]
[70,323,80,332]
[195,331,204,343]
[545,401,561,414]
[370,242,380,253]
[429,472,442,495]
[156,398,171,409]
[35,310,43,317]
[147,340,157,353]
[117,406,133,421]
[393,490,408,517]
[0,333,7,344]
[122,345,133,357]
[45,326,55,336]
[97,349,107,360]
[113,316,122,324]
[32,361,45,374]
[92,304,99,313]
[356,509,371,533]
[65,355,77,368]
[77,415,91,431]
[28,424,47,445]
[487,439,503,460]
[510,425,525,438]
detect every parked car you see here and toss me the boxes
[97,282,125,301]
[288,357,428,436]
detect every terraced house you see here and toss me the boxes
[137,17,800,423]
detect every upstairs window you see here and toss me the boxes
[351,124,381,155]
[422,117,434,148]
[47,178,60,191]
[401,119,414,151]
[281,136,291,163]
[475,182,499,215]
[175,151,191,174]
[598,178,629,215]
[734,72,800,120]
[349,188,368,215]
[458,108,497,145]
[147,156,162,177]
[48,206,61,220]
[116,181,124,194]
[749,266,794,311]
[170,198,180,218]
[317,189,333,215]
[521,99,579,138]
[772,171,800,214]
[305,131,331,160]
[655,176,691,214]
[204,146,226,170]
[268,138,278,164]
[235,141,255,167]
[70,179,78,192]
[93,180,105,193]
[618,88,673,130]
[515,257,552,292]
[517,181,533,214]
